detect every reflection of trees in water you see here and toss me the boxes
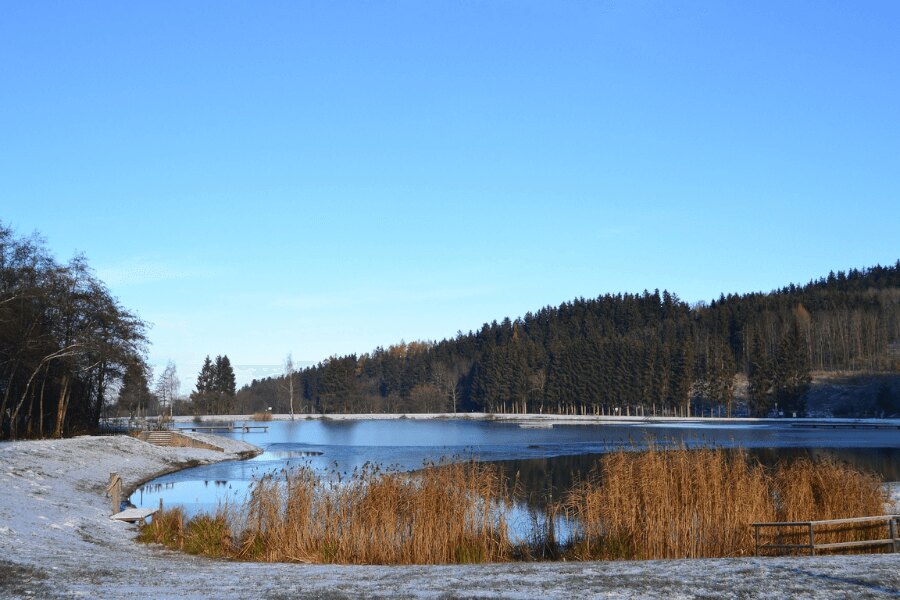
[495,455,602,511]
[140,482,175,493]
[747,447,900,481]
[492,447,900,511]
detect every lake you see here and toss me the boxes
[130,418,900,525]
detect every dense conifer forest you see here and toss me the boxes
[237,263,900,418]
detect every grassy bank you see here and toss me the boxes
[138,448,888,564]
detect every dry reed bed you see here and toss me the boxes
[138,448,888,564]
[565,447,887,560]
[140,461,512,564]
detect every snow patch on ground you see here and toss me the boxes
[0,435,898,599]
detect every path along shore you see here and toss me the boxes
[1,434,899,599]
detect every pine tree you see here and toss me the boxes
[669,338,694,415]
[773,320,811,417]
[191,356,215,414]
[213,355,236,413]
[116,362,155,418]
[748,332,772,417]
[214,355,236,396]
[196,356,213,393]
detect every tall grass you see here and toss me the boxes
[564,447,887,560]
[139,448,888,564]
[137,505,233,557]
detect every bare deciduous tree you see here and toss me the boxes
[154,361,179,423]
[283,353,296,419]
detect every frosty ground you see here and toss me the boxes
[1,435,898,599]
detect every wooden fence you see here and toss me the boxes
[753,515,900,556]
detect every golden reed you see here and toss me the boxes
[564,447,887,560]
[139,448,887,564]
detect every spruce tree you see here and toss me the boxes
[213,355,237,413]
[773,320,811,417]
[116,362,155,418]
[748,332,772,416]
[196,356,213,393]
[215,355,237,396]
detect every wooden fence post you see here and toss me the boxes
[891,517,898,553]
[106,472,122,515]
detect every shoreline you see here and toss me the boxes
[1,435,899,598]
[161,412,900,427]
[121,432,263,498]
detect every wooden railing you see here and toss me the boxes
[753,515,900,556]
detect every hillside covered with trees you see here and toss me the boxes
[3,219,898,438]
[237,263,900,418]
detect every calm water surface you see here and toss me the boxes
[130,419,900,519]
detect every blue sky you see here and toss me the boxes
[2,2,898,391]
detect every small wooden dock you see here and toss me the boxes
[176,424,269,433]
[110,507,158,524]
[106,472,157,524]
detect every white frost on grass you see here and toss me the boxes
[0,435,898,599]
[175,430,263,454]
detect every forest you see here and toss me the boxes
[237,263,900,418]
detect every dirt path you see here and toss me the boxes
[1,436,898,599]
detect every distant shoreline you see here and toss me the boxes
[151,412,900,427]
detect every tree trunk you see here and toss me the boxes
[11,361,51,440]
[289,374,295,420]
[0,361,19,438]
[91,365,106,427]
[53,375,70,438]
[38,374,47,438]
